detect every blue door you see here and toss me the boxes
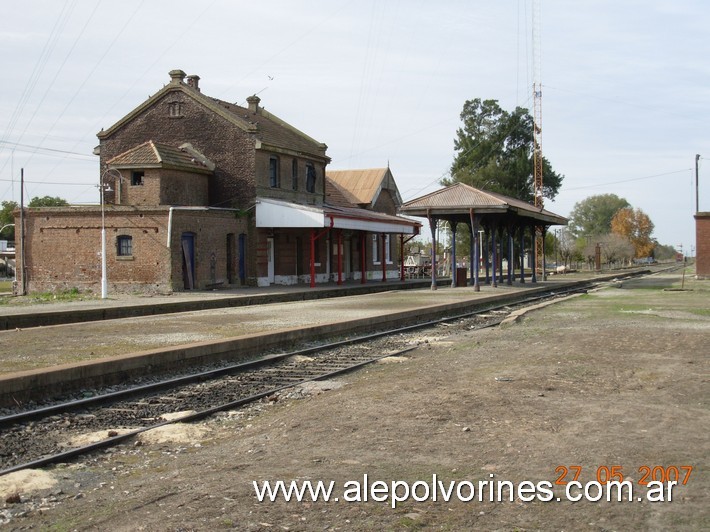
[238,233,246,284]
[181,232,195,289]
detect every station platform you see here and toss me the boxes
[0,271,638,407]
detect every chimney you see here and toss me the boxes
[186,74,200,92]
[247,95,261,114]
[169,69,186,84]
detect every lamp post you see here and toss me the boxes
[99,168,122,299]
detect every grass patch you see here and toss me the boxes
[0,287,96,306]
[0,280,12,292]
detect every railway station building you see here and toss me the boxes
[15,70,419,294]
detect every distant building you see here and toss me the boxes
[16,70,419,294]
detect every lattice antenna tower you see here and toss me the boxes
[532,0,545,275]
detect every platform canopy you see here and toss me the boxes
[256,197,420,234]
[400,182,567,227]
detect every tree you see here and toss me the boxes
[567,194,630,238]
[0,201,18,241]
[581,234,634,269]
[28,196,69,207]
[654,243,677,261]
[554,228,576,268]
[448,98,564,202]
[599,234,635,268]
[611,207,655,258]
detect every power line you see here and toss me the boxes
[0,177,94,186]
[563,169,690,191]
[0,140,95,159]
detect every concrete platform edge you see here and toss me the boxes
[0,283,561,407]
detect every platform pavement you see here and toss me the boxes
[0,272,618,407]
[0,272,598,331]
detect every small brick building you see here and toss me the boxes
[695,212,710,279]
[16,70,419,294]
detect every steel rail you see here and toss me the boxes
[0,346,417,476]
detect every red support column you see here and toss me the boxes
[337,229,343,285]
[310,229,316,288]
[400,234,405,281]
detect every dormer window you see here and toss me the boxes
[131,170,144,186]
[168,101,183,118]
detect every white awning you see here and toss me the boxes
[329,215,417,234]
[255,197,419,234]
[256,198,323,228]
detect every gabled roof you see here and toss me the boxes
[401,182,567,225]
[98,70,329,161]
[326,168,402,208]
[213,98,329,160]
[325,176,360,208]
[106,141,214,174]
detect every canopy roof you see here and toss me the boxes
[256,197,420,235]
[400,183,567,226]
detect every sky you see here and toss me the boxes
[1,0,708,253]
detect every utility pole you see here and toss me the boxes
[19,168,26,296]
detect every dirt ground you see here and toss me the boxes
[1,269,708,531]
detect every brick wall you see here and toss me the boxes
[20,206,172,294]
[253,150,327,207]
[114,168,209,207]
[696,212,710,278]
[372,189,398,213]
[99,89,256,211]
[168,209,249,291]
[18,206,249,294]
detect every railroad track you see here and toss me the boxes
[0,272,656,476]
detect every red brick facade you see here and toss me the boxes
[21,206,248,294]
[695,212,710,278]
[16,70,417,294]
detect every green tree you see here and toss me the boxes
[28,196,69,207]
[567,194,630,238]
[0,201,18,241]
[654,243,677,261]
[448,98,564,202]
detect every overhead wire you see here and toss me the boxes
[4,1,100,172]
[562,169,691,191]
[22,0,148,201]
[0,1,74,159]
